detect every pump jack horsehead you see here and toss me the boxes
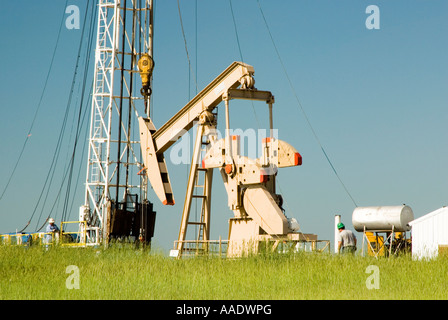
[138,61,312,258]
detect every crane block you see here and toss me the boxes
[138,117,175,205]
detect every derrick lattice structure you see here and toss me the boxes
[82,0,155,244]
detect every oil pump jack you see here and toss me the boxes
[80,1,316,255]
[138,61,317,257]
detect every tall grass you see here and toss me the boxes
[1,245,447,300]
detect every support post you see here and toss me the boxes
[268,102,273,138]
[334,214,341,254]
[224,96,233,166]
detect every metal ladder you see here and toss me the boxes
[190,147,210,243]
[176,124,215,257]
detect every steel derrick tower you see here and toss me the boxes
[81,0,155,245]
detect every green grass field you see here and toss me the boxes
[1,244,447,300]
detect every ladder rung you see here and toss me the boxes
[187,222,206,226]
[192,195,207,199]
[182,248,206,252]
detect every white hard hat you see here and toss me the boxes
[48,218,55,224]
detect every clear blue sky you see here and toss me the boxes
[0,0,447,252]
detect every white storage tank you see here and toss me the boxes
[352,205,414,232]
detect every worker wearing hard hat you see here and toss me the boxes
[337,222,357,254]
[45,218,60,244]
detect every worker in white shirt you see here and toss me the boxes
[45,218,60,244]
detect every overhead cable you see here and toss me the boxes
[228,0,261,129]
[256,0,358,207]
[177,0,198,94]
[0,0,69,204]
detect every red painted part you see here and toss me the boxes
[295,152,302,166]
[260,169,268,183]
[262,137,271,143]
